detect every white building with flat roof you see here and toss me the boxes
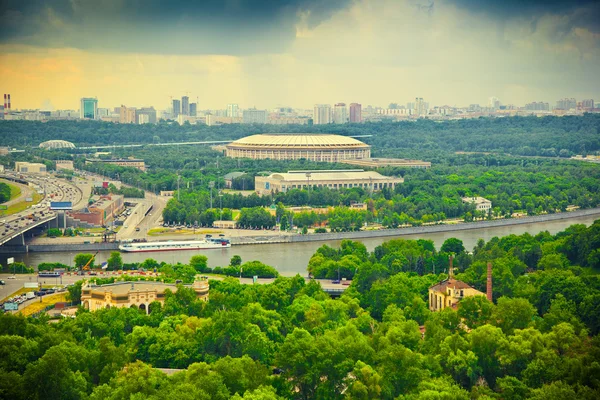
[255,169,403,195]
[462,196,492,212]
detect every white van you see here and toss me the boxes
[26,292,35,300]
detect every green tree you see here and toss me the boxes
[107,251,123,270]
[230,255,242,267]
[74,253,95,269]
[492,297,536,335]
[441,238,465,254]
[190,255,209,273]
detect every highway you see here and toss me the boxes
[0,172,85,245]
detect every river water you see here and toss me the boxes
[9,215,599,276]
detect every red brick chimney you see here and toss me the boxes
[449,255,454,279]
[486,262,493,302]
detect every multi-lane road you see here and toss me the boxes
[0,172,85,244]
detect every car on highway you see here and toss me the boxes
[0,280,5,285]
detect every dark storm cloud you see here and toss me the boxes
[0,0,353,54]
[448,0,600,33]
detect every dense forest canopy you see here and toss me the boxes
[1,221,599,399]
[1,114,599,156]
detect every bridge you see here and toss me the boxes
[0,214,56,246]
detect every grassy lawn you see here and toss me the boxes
[19,293,68,316]
[8,182,21,200]
[1,192,43,216]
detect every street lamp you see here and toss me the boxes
[219,191,223,220]
[305,172,311,205]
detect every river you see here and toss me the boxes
[7,215,599,276]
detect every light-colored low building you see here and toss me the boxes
[213,220,237,229]
[461,196,492,212]
[81,279,209,313]
[55,160,74,170]
[342,158,431,169]
[160,191,174,197]
[86,158,146,172]
[255,169,403,196]
[429,279,485,311]
[15,162,47,174]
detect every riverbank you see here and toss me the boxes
[2,207,598,254]
[231,207,600,245]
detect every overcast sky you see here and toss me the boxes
[0,0,598,110]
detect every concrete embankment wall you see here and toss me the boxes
[232,207,600,245]
[0,243,119,254]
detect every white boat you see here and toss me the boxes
[119,237,231,253]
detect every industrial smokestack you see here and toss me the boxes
[449,254,454,279]
[3,94,6,110]
[7,94,10,110]
[486,262,493,302]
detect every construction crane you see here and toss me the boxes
[82,251,99,271]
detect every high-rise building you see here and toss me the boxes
[181,96,190,116]
[119,105,137,124]
[313,104,332,125]
[80,97,98,119]
[581,99,594,109]
[227,104,239,118]
[190,103,197,117]
[556,98,576,110]
[349,103,362,123]
[489,97,501,110]
[525,102,550,111]
[137,107,157,124]
[242,109,267,124]
[415,98,428,117]
[172,99,181,118]
[333,103,348,124]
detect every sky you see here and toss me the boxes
[0,0,599,111]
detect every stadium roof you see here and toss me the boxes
[228,134,369,148]
[39,140,76,149]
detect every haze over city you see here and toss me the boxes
[1,0,599,110]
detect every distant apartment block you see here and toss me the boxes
[181,96,190,116]
[525,102,550,111]
[243,109,268,124]
[172,99,181,118]
[313,104,332,124]
[556,98,576,110]
[227,104,240,118]
[581,99,594,109]
[190,103,197,117]
[333,103,348,124]
[349,103,362,123]
[137,107,157,124]
[119,105,137,124]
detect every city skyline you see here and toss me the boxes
[1,0,599,110]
